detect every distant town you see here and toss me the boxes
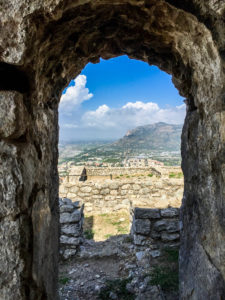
[58,123,182,175]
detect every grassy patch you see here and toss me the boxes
[163,247,179,263]
[98,278,134,300]
[84,229,95,239]
[148,173,153,177]
[59,277,70,285]
[83,212,130,241]
[111,221,122,226]
[104,234,113,239]
[148,248,179,292]
[169,172,183,179]
[149,266,178,291]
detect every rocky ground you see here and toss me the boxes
[59,235,179,300]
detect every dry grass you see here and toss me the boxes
[83,212,130,241]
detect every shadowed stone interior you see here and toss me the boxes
[0,0,225,299]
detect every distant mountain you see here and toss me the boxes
[111,122,182,152]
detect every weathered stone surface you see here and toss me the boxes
[100,188,110,195]
[133,234,148,246]
[59,198,84,261]
[62,249,77,260]
[61,224,81,236]
[1,0,225,298]
[60,211,81,224]
[60,235,83,246]
[134,219,151,235]
[161,232,180,242]
[0,92,27,139]
[134,208,160,219]
[160,208,179,217]
[153,220,179,233]
[59,204,75,213]
[80,186,92,193]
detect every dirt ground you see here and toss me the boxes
[59,235,179,300]
[83,212,130,241]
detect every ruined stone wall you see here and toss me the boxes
[66,166,161,177]
[59,198,84,260]
[131,207,180,254]
[59,179,183,215]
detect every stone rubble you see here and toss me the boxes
[59,235,178,300]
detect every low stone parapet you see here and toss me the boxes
[59,198,84,260]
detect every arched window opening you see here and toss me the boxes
[58,56,184,299]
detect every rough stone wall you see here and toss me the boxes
[64,166,161,178]
[1,0,225,299]
[59,198,84,260]
[131,207,180,254]
[59,179,183,215]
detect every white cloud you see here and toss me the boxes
[59,75,93,112]
[62,123,78,129]
[81,101,186,131]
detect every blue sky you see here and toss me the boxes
[59,55,185,141]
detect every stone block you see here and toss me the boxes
[59,204,75,213]
[121,190,127,196]
[133,234,148,246]
[62,249,77,260]
[134,208,160,219]
[151,231,161,239]
[60,211,81,224]
[80,186,92,193]
[134,219,151,235]
[160,208,179,217]
[149,250,161,258]
[121,184,130,189]
[100,188,110,195]
[93,189,99,194]
[161,232,179,242]
[139,188,150,194]
[153,219,179,233]
[69,186,79,193]
[60,235,83,246]
[61,224,81,236]
[59,185,69,194]
[67,192,77,198]
[109,182,119,189]
[61,197,72,205]
[110,190,118,195]
[133,184,140,190]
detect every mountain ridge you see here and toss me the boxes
[111,122,182,152]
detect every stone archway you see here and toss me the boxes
[0,1,225,299]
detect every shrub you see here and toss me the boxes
[84,229,95,239]
[149,266,178,291]
[59,277,70,285]
[98,278,134,300]
[148,173,153,177]
[148,247,179,291]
